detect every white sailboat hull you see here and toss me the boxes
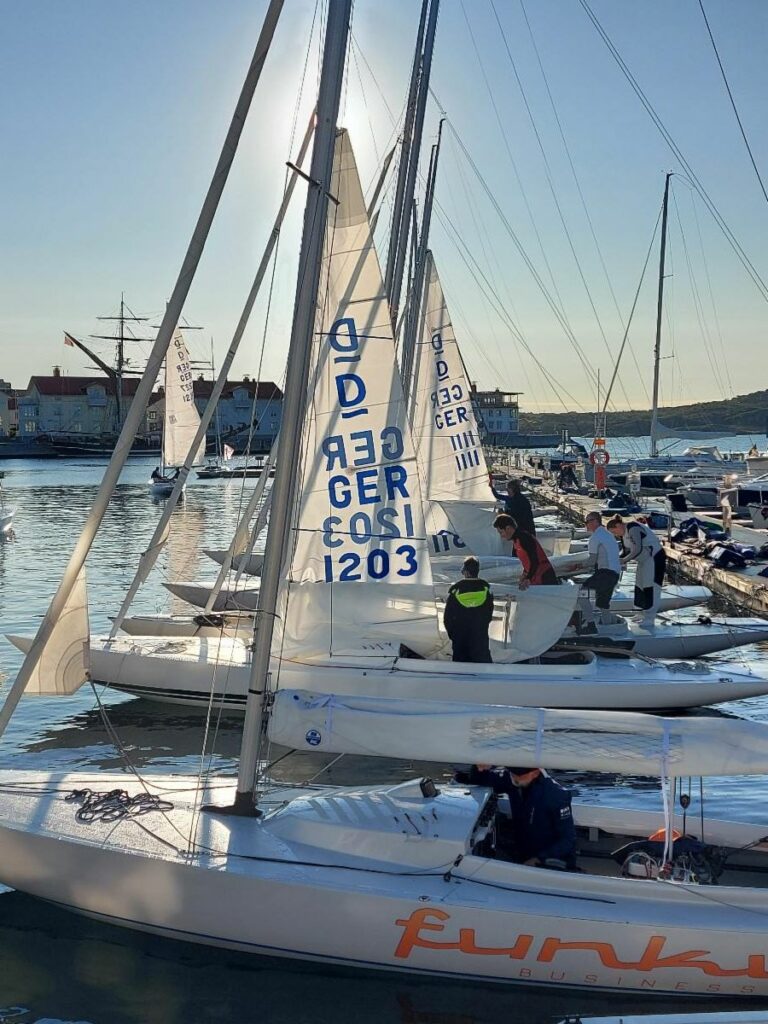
[0,510,13,533]
[163,577,713,616]
[0,772,767,997]
[69,634,768,711]
[560,616,768,659]
[114,613,252,638]
[203,549,266,576]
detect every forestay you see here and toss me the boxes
[162,329,206,468]
[286,130,431,590]
[270,689,768,777]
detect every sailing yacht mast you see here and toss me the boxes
[385,0,440,329]
[384,0,428,308]
[649,172,672,458]
[233,0,353,811]
[401,118,443,403]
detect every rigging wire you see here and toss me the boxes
[600,204,662,415]
[697,0,768,207]
[442,117,604,392]
[451,21,600,395]
[686,183,736,398]
[578,0,768,306]
[483,0,635,413]
[670,185,728,401]
[514,0,651,407]
[458,1,566,314]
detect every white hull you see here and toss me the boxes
[0,510,13,533]
[69,634,768,711]
[203,549,266,576]
[748,504,768,530]
[112,608,768,662]
[561,616,768,659]
[114,612,252,638]
[0,771,767,997]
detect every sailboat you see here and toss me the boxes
[0,479,13,535]
[149,329,206,497]
[7,3,768,1000]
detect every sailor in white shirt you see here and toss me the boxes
[583,511,622,623]
[608,516,667,626]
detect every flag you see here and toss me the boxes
[223,444,235,461]
[64,332,76,347]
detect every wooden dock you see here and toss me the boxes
[525,482,768,618]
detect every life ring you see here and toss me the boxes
[589,449,610,466]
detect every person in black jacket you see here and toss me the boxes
[491,479,536,536]
[443,556,494,663]
[455,764,577,868]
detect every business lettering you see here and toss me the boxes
[321,316,419,582]
[429,331,481,473]
[393,908,768,985]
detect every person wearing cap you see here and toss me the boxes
[491,478,536,536]
[443,556,494,663]
[582,510,622,623]
[455,764,576,868]
[607,515,666,627]
[493,513,558,589]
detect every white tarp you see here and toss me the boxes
[269,689,768,777]
[162,329,206,468]
[21,568,90,695]
[287,130,431,590]
[410,255,491,504]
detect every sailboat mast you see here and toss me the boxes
[384,0,428,307]
[386,0,440,329]
[650,172,672,458]
[233,0,352,810]
[401,118,443,402]
[116,294,125,432]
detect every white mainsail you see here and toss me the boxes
[162,329,206,469]
[280,129,437,653]
[287,130,432,591]
[270,689,768,778]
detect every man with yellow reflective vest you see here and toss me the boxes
[443,556,494,663]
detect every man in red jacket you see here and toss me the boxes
[493,513,558,589]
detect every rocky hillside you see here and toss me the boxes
[520,390,768,438]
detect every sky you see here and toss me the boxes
[2,0,767,415]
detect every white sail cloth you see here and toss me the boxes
[278,580,577,663]
[270,689,768,777]
[162,329,206,468]
[22,568,90,695]
[410,255,490,504]
[284,130,432,596]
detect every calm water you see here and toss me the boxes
[0,454,767,1022]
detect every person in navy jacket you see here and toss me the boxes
[456,764,577,868]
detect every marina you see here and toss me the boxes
[2,0,768,1021]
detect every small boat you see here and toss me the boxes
[149,329,205,498]
[0,482,14,534]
